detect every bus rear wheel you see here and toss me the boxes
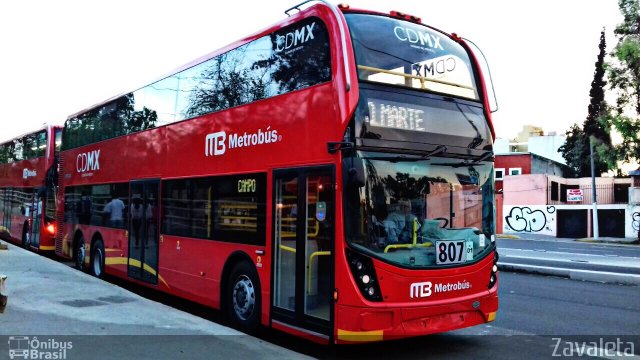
[90,239,105,278]
[226,261,261,333]
[21,223,30,249]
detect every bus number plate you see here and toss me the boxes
[435,240,473,265]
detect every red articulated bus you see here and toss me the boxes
[55,0,498,344]
[0,125,63,252]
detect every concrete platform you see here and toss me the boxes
[0,242,308,360]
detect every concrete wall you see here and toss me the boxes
[531,155,564,177]
[502,204,557,235]
[629,204,640,239]
[502,203,634,238]
[503,174,548,205]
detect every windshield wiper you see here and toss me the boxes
[362,145,447,163]
[431,151,493,168]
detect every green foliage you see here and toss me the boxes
[561,30,614,177]
[607,0,640,164]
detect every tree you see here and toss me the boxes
[607,0,640,163]
[560,30,614,177]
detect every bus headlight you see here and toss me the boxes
[488,251,498,289]
[346,249,382,302]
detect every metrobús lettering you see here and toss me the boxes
[229,127,279,149]
[434,280,471,293]
[205,126,281,157]
[367,101,425,131]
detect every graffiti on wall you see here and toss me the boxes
[633,212,640,231]
[504,206,556,233]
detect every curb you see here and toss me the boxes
[496,234,521,239]
[498,262,640,286]
[575,238,640,246]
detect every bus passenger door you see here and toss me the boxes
[272,167,334,338]
[29,192,42,249]
[0,188,10,237]
[127,179,160,285]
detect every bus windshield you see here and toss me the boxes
[346,14,479,100]
[344,153,495,269]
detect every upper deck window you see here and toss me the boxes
[63,17,331,150]
[0,130,47,164]
[346,14,478,100]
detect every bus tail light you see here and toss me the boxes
[46,223,56,235]
[488,250,498,289]
[346,250,382,302]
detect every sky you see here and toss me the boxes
[0,0,623,143]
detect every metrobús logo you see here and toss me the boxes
[409,280,471,299]
[22,169,37,180]
[7,336,72,359]
[76,150,100,174]
[205,126,281,157]
[275,21,317,53]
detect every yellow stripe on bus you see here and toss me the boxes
[104,257,170,289]
[337,329,384,342]
[39,246,55,251]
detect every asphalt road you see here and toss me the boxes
[105,270,640,359]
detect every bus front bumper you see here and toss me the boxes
[335,291,498,343]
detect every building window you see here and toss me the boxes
[614,184,630,204]
[560,184,580,202]
[495,168,505,180]
[550,181,559,201]
[508,168,522,176]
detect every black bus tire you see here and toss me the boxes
[90,239,105,278]
[226,261,261,333]
[74,234,85,271]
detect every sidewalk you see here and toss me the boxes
[496,234,640,286]
[497,232,640,245]
[0,241,308,360]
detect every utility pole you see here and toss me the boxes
[590,137,599,239]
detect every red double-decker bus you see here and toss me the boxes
[0,125,62,251]
[56,1,498,343]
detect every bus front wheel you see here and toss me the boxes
[226,261,261,333]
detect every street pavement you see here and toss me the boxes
[0,242,308,360]
[497,234,640,285]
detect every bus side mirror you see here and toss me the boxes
[345,158,365,188]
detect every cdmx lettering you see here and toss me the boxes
[505,206,548,232]
[275,22,316,52]
[393,26,444,50]
[205,126,281,157]
[412,57,457,78]
[76,150,100,173]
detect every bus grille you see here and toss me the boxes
[55,154,65,256]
